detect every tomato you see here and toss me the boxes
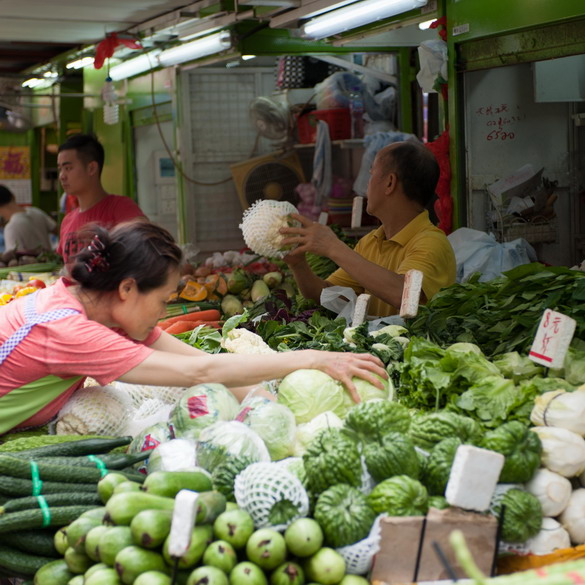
[28,279,46,289]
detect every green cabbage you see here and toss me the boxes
[409,411,482,451]
[236,396,296,461]
[314,484,376,547]
[293,411,344,457]
[278,370,347,423]
[278,369,388,424]
[303,428,362,494]
[363,431,420,483]
[212,455,256,502]
[368,475,428,516]
[493,488,543,543]
[169,383,240,439]
[195,420,270,471]
[493,352,544,383]
[128,422,172,472]
[421,437,462,496]
[481,421,542,483]
[344,400,411,443]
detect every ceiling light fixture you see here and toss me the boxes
[109,50,162,81]
[158,31,232,67]
[301,0,428,39]
[418,19,435,30]
[66,56,95,70]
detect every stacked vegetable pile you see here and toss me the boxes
[0,436,149,579]
[35,468,368,585]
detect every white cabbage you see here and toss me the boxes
[531,386,585,436]
[560,488,585,545]
[531,426,585,478]
[525,517,571,554]
[525,468,572,516]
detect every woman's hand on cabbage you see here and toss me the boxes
[310,350,387,403]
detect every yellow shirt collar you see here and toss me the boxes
[372,210,430,246]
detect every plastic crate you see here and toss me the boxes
[297,108,351,143]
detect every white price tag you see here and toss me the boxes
[528,309,576,369]
[318,211,329,225]
[168,489,199,558]
[399,269,423,319]
[351,196,364,229]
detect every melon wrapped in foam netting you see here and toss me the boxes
[239,199,300,258]
[234,461,310,531]
[336,514,386,575]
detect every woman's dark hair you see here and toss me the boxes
[0,184,15,207]
[58,134,105,174]
[71,221,183,293]
[378,141,440,207]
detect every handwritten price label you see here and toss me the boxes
[529,309,576,369]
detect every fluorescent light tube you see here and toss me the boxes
[301,0,428,39]
[66,56,94,70]
[109,50,161,81]
[158,31,232,67]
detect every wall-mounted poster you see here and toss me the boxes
[0,146,32,204]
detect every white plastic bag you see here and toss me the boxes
[416,40,448,93]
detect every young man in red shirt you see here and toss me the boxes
[57,134,146,266]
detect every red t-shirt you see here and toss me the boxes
[57,195,145,263]
[0,278,161,429]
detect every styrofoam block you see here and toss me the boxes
[445,445,505,512]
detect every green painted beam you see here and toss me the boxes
[446,0,585,43]
[458,19,585,71]
[237,25,398,55]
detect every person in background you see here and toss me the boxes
[0,184,57,252]
[280,141,456,317]
[0,221,385,435]
[56,133,146,265]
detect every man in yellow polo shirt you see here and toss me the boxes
[280,140,456,317]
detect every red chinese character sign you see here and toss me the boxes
[0,146,32,204]
[529,309,576,369]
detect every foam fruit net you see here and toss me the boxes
[56,382,185,436]
[234,461,309,532]
[239,199,299,258]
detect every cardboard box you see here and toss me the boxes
[370,508,499,584]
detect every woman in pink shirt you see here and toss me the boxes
[0,222,385,435]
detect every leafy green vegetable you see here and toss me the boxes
[314,484,376,547]
[493,352,544,383]
[480,422,542,483]
[368,475,429,516]
[408,264,585,358]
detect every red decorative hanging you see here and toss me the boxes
[425,129,453,235]
[94,33,142,70]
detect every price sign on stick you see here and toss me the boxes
[168,489,199,558]
[351,196,364,229]
[400,269,423,319]
[528,309,576,369]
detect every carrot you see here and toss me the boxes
[165,319,222,335]
[165,321,198,335]
[158,309,221,327]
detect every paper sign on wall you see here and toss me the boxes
[528,309,576,369]
[0,146,32,204]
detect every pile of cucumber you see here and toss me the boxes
[35,468,225,585]
[0,436,150,579]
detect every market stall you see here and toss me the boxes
[0,207,584,584]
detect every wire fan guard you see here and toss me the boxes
[249,96,291,141]
[230,152,305,209]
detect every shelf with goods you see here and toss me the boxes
[1,258,584,583]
